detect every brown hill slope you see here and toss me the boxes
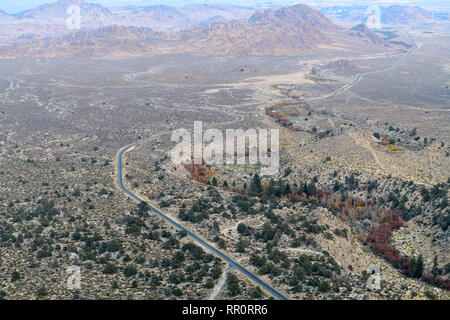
[381,5,435,25]
[349,23,386,45]
[16,0,113,22]
[0,4,405,58]
[181,4,336,56]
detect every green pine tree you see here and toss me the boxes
[414,254,424,278]
[251,173,262,193]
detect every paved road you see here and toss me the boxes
[224,108,243,124]
[316,32,418,100]
[116,109,289,300]
[116,34,418,299]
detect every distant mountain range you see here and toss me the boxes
[381,5,435,25]
[3,1,445,32]
[111,5,191,31]
[180,4,339,56]
[179,4,255,24]
[0,4,407,58]
[0,9,14,21]
[320,4,444,27]
[4,0,255,32]
[16,0,111,21]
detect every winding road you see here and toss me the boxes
[115,33,419,300]
[310,32,418,100]
[116,108,288,300]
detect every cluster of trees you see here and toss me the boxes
[237,223,251,236]
[193,163,449,294]
[250,253,281,278]
[421,183,449,231]
[288,254,340,293]
[232,195,258,215]
[421,274,450,291]
[408,255,424,279]
[125,216,148,236]
[265,104,332,138]
[345,174,359,191]
[188,164,213,184]
[234,174,321,201]
[367,212,409,271]
[302,220,326,235]
[226,273,241,297]
[256,220,294,243]
[367,212,450,290]
[178,199,216,223]
[186,157,449,292]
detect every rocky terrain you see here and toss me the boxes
[320,4,446,28]
[0,1,448,301]
[0,4,409,58]
[0,0,255,37]
[381,5,437,26]
[321,59,365,77]
[349,23,386,45]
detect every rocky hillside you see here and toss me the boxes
[320,4,441,28]
[322,59,364,76]
[249,4,338,30]
[4,0,255,32]
[381,5,436,25]
[0,4,406,58]
[0,26,177,58]
[16,0,113,25]
[113,5,191,31]
[349,23,386,45]
[179,4,255,24]
[182,5,336,56]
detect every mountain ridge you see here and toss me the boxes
[16,0,112,22]
[381,5,435,25]
[350,23,386,45]
[0,4,406,58]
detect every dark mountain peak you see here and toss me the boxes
[248,8,275,22]
[350,23,384,45]
[1,4,401,58]
[381,5,434,25]
[352,23,371,32]
[249,4,338,29]
[17,0,112,20]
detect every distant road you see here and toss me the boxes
[224,108,243,123]
[116,109,289,301]
[310,32,418,100]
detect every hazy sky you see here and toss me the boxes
[1,0,449,14]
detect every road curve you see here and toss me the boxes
[311,32,418,100]
[224,108,243,124]
[116,109,289,300]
